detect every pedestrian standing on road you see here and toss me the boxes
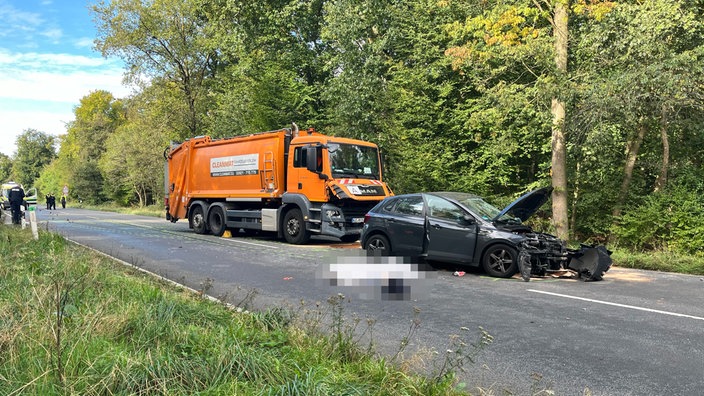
[8,185,25,225]
[45,194,50,209]
[61,195,66,209]
[49,193,56,210]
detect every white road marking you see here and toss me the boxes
[219,237,279,249]
[528,289,704,321]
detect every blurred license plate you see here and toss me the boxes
[351,217,364,223]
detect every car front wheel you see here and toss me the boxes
[482,244,518,278]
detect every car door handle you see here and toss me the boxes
[432,223,442,229]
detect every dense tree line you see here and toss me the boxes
[7,0,704,254]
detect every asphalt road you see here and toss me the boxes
[16,207,704,395]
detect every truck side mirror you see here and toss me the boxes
[306,147,317,173]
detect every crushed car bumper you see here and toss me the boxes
[566,245,612,281]
[517,241,612,282]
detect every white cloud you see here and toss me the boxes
[40,27,63,41]
[74,37,94,49]
[0,108,71,157]
[0,51,130,104]
[0,3,43,36]
[0,50,108,69]
[0,49,132,156]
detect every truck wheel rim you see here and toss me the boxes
[287,218,300,235]
[193,213,204,227]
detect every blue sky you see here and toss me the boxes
[0,0,131,157]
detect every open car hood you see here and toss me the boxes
[493,187,552,222]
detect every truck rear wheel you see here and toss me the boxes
[283,208,311,244]
[208,206,226,237]
[190,205,209,235]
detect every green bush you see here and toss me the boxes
[612,185,704,256]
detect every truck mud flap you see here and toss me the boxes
[566,245,612,281]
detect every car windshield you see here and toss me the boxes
[439,192,520,223]
[328,143,380,180]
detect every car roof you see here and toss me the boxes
[426,191,483,201]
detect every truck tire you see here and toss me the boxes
[482,244,518,278]
[190,205,209,235]
[283,208,311,244]
[208,206,226,237]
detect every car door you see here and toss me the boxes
[424,195,478,264]
[384,195,426,256]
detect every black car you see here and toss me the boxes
[360,188,611,280]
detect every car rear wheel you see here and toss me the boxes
[365,234,391,256]
[482,244,518,278]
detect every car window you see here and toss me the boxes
[391,196,424,217]
[426,195,466,221]
[382,198,398,212]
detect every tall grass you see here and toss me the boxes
[611,248,704,275]
[0,225,477,395]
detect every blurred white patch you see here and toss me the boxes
[317,252,436,301]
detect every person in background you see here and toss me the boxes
[8,184,25,225]
[45,194,50,210]
[49,193,56,210]
[61,195,66,209]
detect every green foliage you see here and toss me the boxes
[612,184,704,256]
[34,155,72,202]
[100,86,171,206]
[11,129,56,187]
[0,153,12,182]
[93,0,217,136]
[57,91,126,205]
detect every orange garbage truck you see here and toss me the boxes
[164,125,393,244]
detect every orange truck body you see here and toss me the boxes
[165,126,393,244]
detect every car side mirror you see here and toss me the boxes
[459,215,476,226]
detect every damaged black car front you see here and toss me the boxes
[487,187,612,281]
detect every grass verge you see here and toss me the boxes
[611,248,704,275]
[0,225,479,395]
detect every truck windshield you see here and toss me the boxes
[328,143,380,180]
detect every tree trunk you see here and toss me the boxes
[654,105,670,192]
[570,161,581,236]
[612,123,647,219]
[551,2,569,240]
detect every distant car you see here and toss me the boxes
[1,182,21,210]
[24,187,37,207]
[360,188,611,280]
[1,183,37,209]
